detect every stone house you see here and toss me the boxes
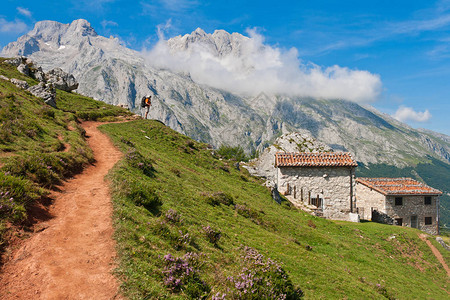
[275,152,358,221]
[355,178,442,235]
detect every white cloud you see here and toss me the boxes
[17,7,32,17]
[141,29,382,103]
[71,0,115,10]
[0,18,27,33]
[393,106,432,122]
[101,20,118,28]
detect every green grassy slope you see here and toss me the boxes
[101,120,449,299]
[0,58,131,256]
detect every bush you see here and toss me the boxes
[234,204,264,225]
[225,246,303,299]
[203,225,221,245]
[165,209,182,224]
[162,252,210,298]
[217,145,249,162]
[127,189,160,211]
[202,191,234,207]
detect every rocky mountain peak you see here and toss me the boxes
[31,20,66,35]
[28,19,96,41]
[67,19,97,37]
[167,28,248,57]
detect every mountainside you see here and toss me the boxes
[1,52,449,299]
[2,19,450,226]
[3,19,450,166]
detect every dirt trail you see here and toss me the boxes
[0,122,123,299]
[419,234,450,277]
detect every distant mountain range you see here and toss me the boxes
[3,19,450,226]
[2,19,450,176]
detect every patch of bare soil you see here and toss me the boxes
[0,121,123,299]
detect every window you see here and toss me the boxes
[395,197,403,206]
[425,217,432,225]
[395,218,403,226]
[424,196,432,205]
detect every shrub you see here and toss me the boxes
[127,189,160,211]
[235,204,265,226]
[203,225,221,245]
[176,230,192,249]
[165,209,182,224]
[225,246,303,299]
[202,191,234,207]
[162,252,210,298]
[125,148,155,177]
[217,145,249,162]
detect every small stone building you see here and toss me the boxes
[275,152,358,221]
[355,178,442,235]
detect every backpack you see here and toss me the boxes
[141,96,147,108]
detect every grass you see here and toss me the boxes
[0,59,131,257]
[102,119,450,299]
[56,89,132,121]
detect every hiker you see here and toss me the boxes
[141,95,152,119]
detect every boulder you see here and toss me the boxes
[45,68,78,92]
[27,82,56,107]
[436,237,450,251]
[32,66,46,82]
[10,78,29,89]
[271,186,282,204]
[17,63,30,76]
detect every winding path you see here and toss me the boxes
[419,233,450,277]
[0,122,123,299]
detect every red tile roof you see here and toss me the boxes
[275,152,358,167]
[356,177,442,196]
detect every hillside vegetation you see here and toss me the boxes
[0,58,131,256]
[1,58,449,299]
[101,120,449,299]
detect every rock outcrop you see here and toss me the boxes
[4,56,78,93]
[10,78,29,90]
[28,82,56,107]
[245,132,331,187]
[45,68,78,92]
[3,57,78,107]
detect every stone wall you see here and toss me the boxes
[355,183,386,220]
[385,195,439,235]
[277,166,355,221]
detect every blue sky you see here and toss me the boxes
[1,0,449,135]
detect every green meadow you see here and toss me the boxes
[101,120,449,299]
